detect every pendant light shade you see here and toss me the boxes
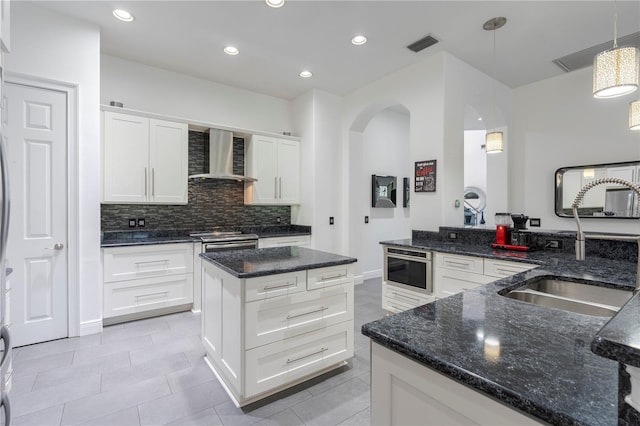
[630,101,640,130]
[485,132,504,153]
[593,46,640,98]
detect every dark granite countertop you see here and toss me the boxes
[200,246,356,278]
[100,225,311,247]
[363,237,639,425]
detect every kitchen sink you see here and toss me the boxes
[501,277,633,317]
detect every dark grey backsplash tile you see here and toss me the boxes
[101,131,291,231]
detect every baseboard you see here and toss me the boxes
[79,319,103,336]
[363,269,382,281]
[354,274,365,285]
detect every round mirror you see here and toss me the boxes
[464,186,487,225]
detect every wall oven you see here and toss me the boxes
[384,246,433,295]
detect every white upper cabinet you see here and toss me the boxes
[244,135,300,205]
[102,111,188,204]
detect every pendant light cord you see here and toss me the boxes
[492,27,496,133]
[613,0,618,48]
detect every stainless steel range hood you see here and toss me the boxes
[189,129,257,182]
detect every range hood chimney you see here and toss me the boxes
[188,129,257,182]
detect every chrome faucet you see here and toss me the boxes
[572,177,640,291]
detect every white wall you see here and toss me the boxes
[101,55,292,135]
[511,67,640,234]
[292,90,344,254]
[350,109,411,279]
[464,130,487,224]
[6,2,102,334]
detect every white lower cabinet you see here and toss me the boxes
[202,261,355,406]
[382,283,435,313]
[434,253,536,299]
[370,342,543,425]
[102,243,194,324]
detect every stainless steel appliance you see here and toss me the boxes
[384,246,433,295]
[191,231,259,252]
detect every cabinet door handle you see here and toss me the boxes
[263,282,297,291]
[134,259,170,265]
[287,347,328,364]
[392,292,420,303]
[286,306,328,320]
[274,177,278,199]
[144,167,148,197]
[152,168,155,196]
[135,291,169,301]
[321,273,345,281]
[445,260,471,268]
[279,176,282,199]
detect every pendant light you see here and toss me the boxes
[630,101,640,130]
[483,17,506,154]
[593,0,639,99]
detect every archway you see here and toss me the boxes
[348,103,411,281]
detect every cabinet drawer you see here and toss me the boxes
[382,296,415,314]
[434,269,493,299]
[307,265,354,290]
[104,273,193,318]
[245,321,353,398]
[245,284,353,349]
[383,283,433,307]
[484,259,536,278]
[245,271,306,302]
[103,243,193,283]
[258,235,311,248]
[437,253,484,274]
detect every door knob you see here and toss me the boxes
[46,243,64,251]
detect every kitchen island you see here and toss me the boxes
[363,235,638,425]
[200,246,357,407]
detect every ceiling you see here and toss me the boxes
[33,0,640,101]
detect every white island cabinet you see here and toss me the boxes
[201,248,355,406]
[371,342,544,425]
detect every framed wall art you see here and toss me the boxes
[415,160,436,192]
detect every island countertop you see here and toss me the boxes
[363,237,639,426]
[200,246,357,278]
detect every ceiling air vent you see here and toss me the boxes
[407,34,439,53]
[553,31,640,72]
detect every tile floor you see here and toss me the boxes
[10,278,387,426]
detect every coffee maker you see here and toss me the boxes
[494,213,512,245]
[510,214,530,247]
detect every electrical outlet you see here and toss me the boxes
[364,216,369,224]
[530,218,541,227]
[448,232,458,240]
[546,239,562,249]
[276,217,281,224]
[329,217,335,225]
[128,219,136,228]
[137,218,146,228]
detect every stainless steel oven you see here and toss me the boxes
[384,246,433,294]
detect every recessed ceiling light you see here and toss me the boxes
[351,35,367,46]
[299,70,313,78]
[224,46,239,56]
[112,9,134,22]
[478,117,482,121]
[265,0,285,8]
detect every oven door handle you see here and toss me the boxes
[204,242,257,251]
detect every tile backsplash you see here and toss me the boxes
[101,131,291,231]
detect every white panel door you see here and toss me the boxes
[149,118,188,204]
[5,83,68,347]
